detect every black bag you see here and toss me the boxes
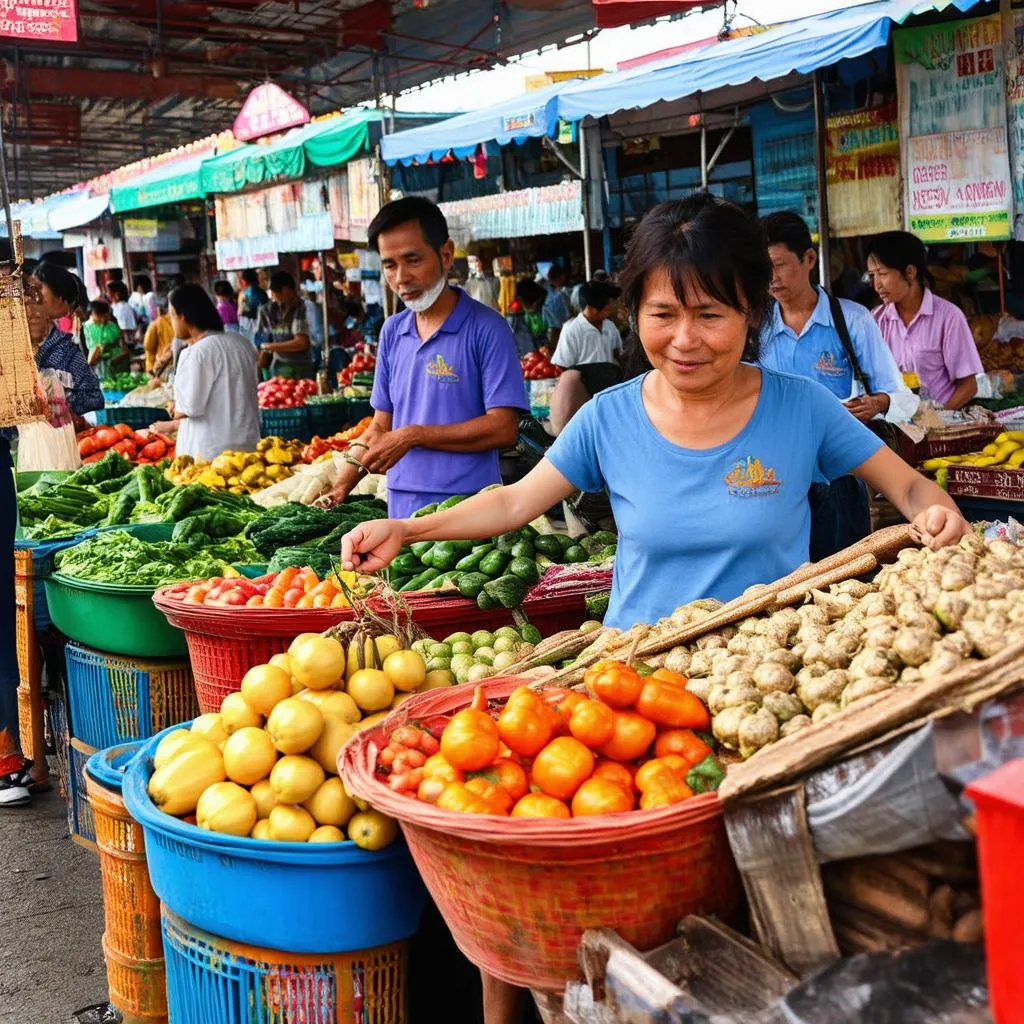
[827,294,905,456]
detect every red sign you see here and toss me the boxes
[233,83,310,142]
[0,0,78,42]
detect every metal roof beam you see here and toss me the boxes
[10,66,242,101]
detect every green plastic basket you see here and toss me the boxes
[306,401,350,438]
[94,523,176,542]
[16,470,72,492]
[44,574,187,658]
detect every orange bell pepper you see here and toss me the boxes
[421,754,463,784]
[654,728,713,766]
[583,660,643,709]
[598,712,656,762]
[639,773,694,810]
[497,701,553,758]
[510,793,571,819]
[465,777,512,815]
[436,781,491,815]
[571,777,634,816]
[591,759,636,795]
[440,709,500,771]
[568,700,616,750]
[635,678,711,730]
[530,736,595,801]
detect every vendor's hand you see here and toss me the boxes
[341,519,408,572]
[910,505,972,551]
[844,394,889,422]
[150,418,178,436]
[361,427,417,474]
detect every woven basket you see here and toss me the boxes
[340,678,741,993]
[0,225,47,429]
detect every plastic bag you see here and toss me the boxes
[121,381,173,408]
[16,369,81,471]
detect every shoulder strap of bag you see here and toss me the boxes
[827,293,871,394]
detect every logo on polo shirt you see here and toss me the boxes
[725,456,782,498]
[814,350,847,378]
[426,354,460,384]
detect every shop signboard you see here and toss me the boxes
[216,238,279,273]
[825,106,901,238]
[346,158,380,243]
[123,218,158,240]
[0,0,77,42]
[896,13,1012,241]
[328,172,350,240]
[748,99,817,235]
[1004,3,1024,239]
[905,129,1012,241]
[233,83,310,142]
[438,181,584,248]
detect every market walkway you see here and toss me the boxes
[0,790,106,1024]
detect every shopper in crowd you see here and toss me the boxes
[150,284,259,461]
[84,299,127,381]
[867,231,983,410]
[27,264,104,418]
[549,279,624,434]
[237,267,269,341]
[540,264,573,345]
[212,279,240,331]
[571,267,609,313]
[301,276,326,354]
[144,293,176,376]
[129,273,157,328]
[327,195,524,519]
[506,279,547,357]
[760,212,919,560]
[106,279,139,346]
[256,270,314,379]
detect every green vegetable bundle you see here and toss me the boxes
[246,498,387,557]
[53,530,241,588]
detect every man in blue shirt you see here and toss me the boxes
[541,264,573,345]
[759,211,918,559]
[327,196,526,518]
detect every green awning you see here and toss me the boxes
[200,110,373,195]
[110,155,206,213]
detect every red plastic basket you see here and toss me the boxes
[340,678,741,994]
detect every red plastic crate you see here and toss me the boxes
[946,466,1024,502]
[899,425,1001,467]
[966,759,1024,1024]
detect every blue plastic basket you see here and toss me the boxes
[86,741,145,795]
[122,723,427,953]
[102,389,127,403]
[64,642,197,749]
[69,734,97,848]
[259,406,311,442]
[161,908,408,1024]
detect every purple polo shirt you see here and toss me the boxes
[873,289,982,405]
[371,287,527,519]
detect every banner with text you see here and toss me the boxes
[825,106,901,237]
[0,0,77,42]
[439,182,583,248]
[896,14,1012,241]
[1005,5,1024,239]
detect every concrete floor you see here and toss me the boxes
[0,788,106,1024]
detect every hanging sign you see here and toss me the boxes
[123,218,159,240]
[1004,5,1024,239]
[0,0,78,43]
[233,83,310,142]
[825,106,901,238]
[896,14,1012,241]
[439,182,584,248]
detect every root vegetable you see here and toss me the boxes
[940,565,974,592]
[962,621,1006,658]
[780,714,812,738]
[797,605,829,626]
[896,603,940,632]
[919,649,966,678]
[899,667,923,685]
[937,631,972,658]
[933,592,967,631]
[685,677,712,704]
[864,625,898,649]
[738,706,779,758]
[835,579,873,598]
[841,676,894,708]
[797,671,848,711]
[726,634,752,655]
[849,648,898,682]
[858,593,896,618]
[893,627,937,668]
[712,702,759,749]
[663,647,691,675]
[695,634,728,651]
[753,662,795,695]
[762,691,803,722]
[688,651,715,677]
[952,909,983,943]
[797,624,829,645]
[812,702,840,723]
[764,648,800,671]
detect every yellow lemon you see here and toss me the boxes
[309,714,356,774]
[269,755,325,804]
[308,825,345,843]
[347,810,398,851]
[266,697,324,755]
[153,729,201,771]
[374,634,402,662]
[383,650,427,692]
[250,779,278,819]
[190,714,229,748]
[222,727,278,787]
[290,636,345,691]
[240,664,293,716]
[303,776,356,827]
[346,669,394,712]
[196,782,257,837]
[268,803,316,842]
[250,818,273,840]
[220,692,263,734]
[147,740,225,817]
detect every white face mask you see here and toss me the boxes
[401,272,448,314]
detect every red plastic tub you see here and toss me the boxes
[966,759,1024,1024]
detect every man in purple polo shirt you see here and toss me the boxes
[327,197,526,517]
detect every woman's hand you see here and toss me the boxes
[910,504,972,550]
[341,519,409,572]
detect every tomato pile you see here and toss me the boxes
[375,660,725,817]
[521,349,562,381]
[258,377,319,409]
[77,424,175,464]
[300,417,373,463]
[173,566,359,609]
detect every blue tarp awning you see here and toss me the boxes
[557,0,986,123]
[381,79,575,166]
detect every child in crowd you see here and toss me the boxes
[83,300,126,381]
[213,280,240,331]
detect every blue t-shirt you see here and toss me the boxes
[546,369,883,629]
[371,288,528,518]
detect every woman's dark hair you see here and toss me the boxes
[368,196,449,255]
[107,280,129,302]
[619,192,771,360]
[213,279,236,300]
[620,331,653,380]
[169,283,224,333]
[90,299,111,317]
[515,279,546,308]
[241,269,260,287]
[579,280,621,311]
[32,262,82,309]
[134,274,153,293]
[866,230,930,288]
[760,211,814,258]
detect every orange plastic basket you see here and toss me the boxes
[14,572,35,687]
[340,678,741,993]
[86,761,164,962]
[102,934,167,1024]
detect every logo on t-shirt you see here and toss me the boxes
[425,354,460,384]
[814,351,847,378]
[725,456,782,498]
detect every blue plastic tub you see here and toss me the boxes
[122,723,427,953]
[85,742,145,795]
[65,642,197,749]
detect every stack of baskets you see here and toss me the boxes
[86,743,167,1024]
[56,642,197,848]
[93,406,171,430]
[259,405,311,442]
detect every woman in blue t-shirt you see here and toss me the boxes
[339,191,969,1023]
[342,193,967,628]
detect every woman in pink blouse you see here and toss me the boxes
[867,231,982,410]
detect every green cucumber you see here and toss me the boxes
[400,568,441,592]
[478,549,510,577]
[455,544,493,571]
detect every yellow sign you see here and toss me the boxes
[124,218,159,239]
